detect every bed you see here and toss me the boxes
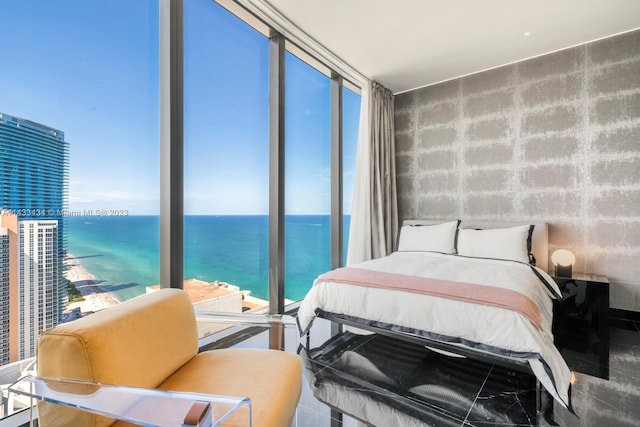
[298,220,572,411]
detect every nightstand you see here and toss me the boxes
[552,273,609,379]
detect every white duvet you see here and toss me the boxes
[298,251,572,408]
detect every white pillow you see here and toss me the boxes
[456,225,532,263]
[397,221,459,254]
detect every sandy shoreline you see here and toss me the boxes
[64,253,121,313]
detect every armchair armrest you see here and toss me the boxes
[9,375,252,427]
[194,312,296,327]
[194,312,299,352]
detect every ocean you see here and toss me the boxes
[66,215,350,302]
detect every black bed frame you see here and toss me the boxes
[312,309,545,416]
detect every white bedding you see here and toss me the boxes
[298,251,572,408]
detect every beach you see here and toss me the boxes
[64,253,121,313]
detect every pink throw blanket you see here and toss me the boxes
[317,267,542,330]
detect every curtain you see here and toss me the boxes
[347,81,398,265]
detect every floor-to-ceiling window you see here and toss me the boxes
[0,0,159,367]
[284,52,332,302]
[0,0,361,368]
[181,2,361,307]
[183,0,270,311]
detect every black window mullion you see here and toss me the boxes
[330,74,344,270]
[269,33,285,314]
[160,0,184,289]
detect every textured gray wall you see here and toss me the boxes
[394,30,640,311]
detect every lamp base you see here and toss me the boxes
[556,264,572,278]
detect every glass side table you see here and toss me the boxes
[8,375,252,427]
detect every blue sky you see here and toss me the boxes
[0,0,360,215]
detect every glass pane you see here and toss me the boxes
[184,0,269,313]
[342,87,361,265]
[285,52,331,301]
[0,0,158,369]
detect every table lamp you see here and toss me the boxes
[551,249,575,278]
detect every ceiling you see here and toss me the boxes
[266,0,640,94]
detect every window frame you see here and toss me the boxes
[160,0,362,313]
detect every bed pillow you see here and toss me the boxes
[397,221,459,254]
[456,225,533,263]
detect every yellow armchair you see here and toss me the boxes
[35,288,302,427]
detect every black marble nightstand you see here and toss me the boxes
[552,273,609,379]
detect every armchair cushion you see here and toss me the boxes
[146,349,301,427]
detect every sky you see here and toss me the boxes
[0,0,360,215]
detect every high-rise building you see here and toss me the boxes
[0,212,18,364]
[0,226,10,366]
[18,219,59,359]
[0,113,68,364]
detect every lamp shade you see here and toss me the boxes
[551,249,575,277]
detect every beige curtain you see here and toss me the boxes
[347,81,398,265]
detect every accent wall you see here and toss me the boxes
[394,30,640,311]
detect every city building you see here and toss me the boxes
[16,220,59,360]
[0,227,10,366]
[0,213,18,366]
[0,113,68,365]
[0,213,59,364]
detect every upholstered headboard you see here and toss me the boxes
[402,220,549,273]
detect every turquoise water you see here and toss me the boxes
[66,215,349,302]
